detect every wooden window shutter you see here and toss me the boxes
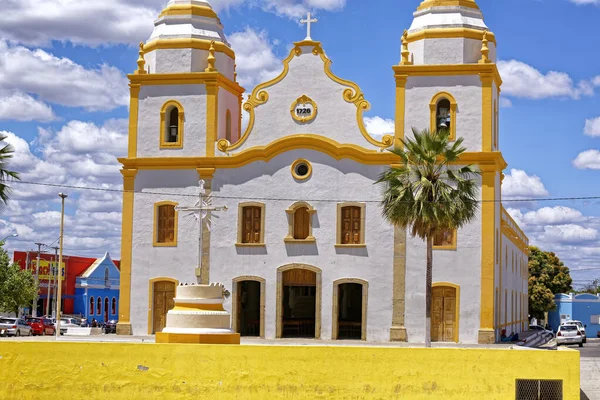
[341,206,361,244]
[294,207,309,240]
[157,204,176,244]
[242,206,262,244]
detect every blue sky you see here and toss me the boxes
[0,0,599,288]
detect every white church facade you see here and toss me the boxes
[117,0,530,344]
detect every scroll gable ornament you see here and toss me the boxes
[291,95,318,123]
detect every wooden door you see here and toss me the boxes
[153,281,176,334]
[431,287,457,342]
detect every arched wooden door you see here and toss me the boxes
[431,285,459,343]
[152,281,176,334]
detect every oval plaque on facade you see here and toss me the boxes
[290,95,317,123]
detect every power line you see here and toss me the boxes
[11,179,600,204]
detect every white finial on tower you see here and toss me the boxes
[300,12,318,40]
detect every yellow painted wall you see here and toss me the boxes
[0,343,579,399]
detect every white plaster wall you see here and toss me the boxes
[207,150,394,341]
[235,46,379,151]
[405,75,483,152]
[129,170,204,335]
[408,39,496,65]
[500,235,527,335]
[148,49,234,77]
[218,90,240,142]
[138,85,207,157]
[404,175,483,344]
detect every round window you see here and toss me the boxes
[291,159,312,181]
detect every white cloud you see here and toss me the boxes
[499,98,513,108]
[229,28,282,90]
[0,41,128,112]
[364,116,394,139]
[522,206,586,226]
[540,224,598,244]
[498,60,595,100]
[259,0,346,18]
[502,169,549,198]
[0,92,56,122]
[569,0,600,4]
[584,117,600,137]
[573,149,600,170]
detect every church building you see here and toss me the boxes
[117,0,529,344]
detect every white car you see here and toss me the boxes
[562,320,586,343]
[58,318,81,335]
[529,324,555,338]
[556,324,584,347]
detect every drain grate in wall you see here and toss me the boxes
[516,379,563,400]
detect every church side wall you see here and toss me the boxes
[208,150,395,342]
[404,175,483,344]
[137,85,207,158]
[500,231,528,336]
[404,75,483,152]
[129,170,202,335]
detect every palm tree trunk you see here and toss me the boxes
[425,235,433,348]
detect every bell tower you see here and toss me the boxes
[126,0,244,159]
[393,0,506,344]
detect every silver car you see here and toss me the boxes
[0,317,33,337]
[556,324,583,347]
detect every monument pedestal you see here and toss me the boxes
[157,282,240,345]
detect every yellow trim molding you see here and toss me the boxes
[336,202,366,246]
[116,169,137,335]
[417,0,479,11]
[128,72,244,97]
[159,100,184,149]
[217,40,392,154]
[501,208,529,253]
[394,75,408,149]
[153,201,179,247]
[143,38,235,60]
[433,229,457,251]
[236,202,266,246]
[291,158,313,181]
[231,276,266,338]
[158,4,218,19]
[276,264,322,339]
[393,63,502,87]
[432,282,461,343]
[429,92,457,141]
[285,201,317,242]
[127,84,141,158]
[290,95,318,123]
[120,135,509,172]
[406,28,496,46]
[147,277,179,335]
[478,168,495,344]
[205,82,219,156]
[332,278,369,341]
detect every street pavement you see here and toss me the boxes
[562,339,600,400]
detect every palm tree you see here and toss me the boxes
[0,134,20,205]
[378,128,480,347]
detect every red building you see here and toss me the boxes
[13,251,120,316]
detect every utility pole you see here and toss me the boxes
[55,193,67,338]
[46,247,59,318]
[32,242,45,318]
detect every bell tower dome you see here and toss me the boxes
[406,0,495,65]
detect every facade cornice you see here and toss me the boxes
[393,63,502,88]
[128,71,245,97]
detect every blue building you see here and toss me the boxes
[74,252,120,324]
[548,293,600,337]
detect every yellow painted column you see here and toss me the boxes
[390,225,408,341]
[127,84,141,158]
[394,74,407,149]
[205,82,220,156]
[480,74,493,152]
[478,167,496,343]
[116,169,137,335]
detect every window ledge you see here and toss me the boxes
[335,244,366,248]
[433,246,457,251]
[153,242,178,248]
[160,143,183,149]
[284,237,316,243]
[235,243,266,247]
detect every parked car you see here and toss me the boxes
[105,320,118,334]
[529,324,555,338]
[25,317,55,336]
[556,324,584,347]
[0,317,33,337]
[58,317,82,335]
[562,320,587,343]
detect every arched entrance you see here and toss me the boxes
[232,276,265,338]
[147,278,178,334]
[276,264,322,339]
[332,279,368,340]
[431,283,460,343]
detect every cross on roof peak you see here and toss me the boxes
[300,12,318,41]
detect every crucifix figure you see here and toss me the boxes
[300,12,318,41]
[175,180,228,284]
